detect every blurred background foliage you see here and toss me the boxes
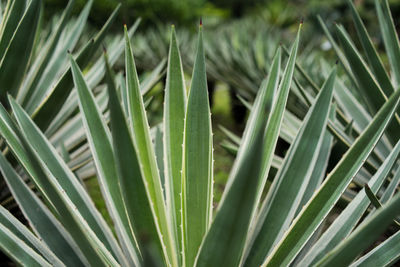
[43,0,400,31]
[40,0,400,202]
[41,0,400,210]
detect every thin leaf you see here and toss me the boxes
[380,165,400,204]
[182,24,213,267]
[0,101,118,266]
[351,229,400,267]
[335,24,386,115]
[105,53,164,263]
[17,0,78,104]
[32,3,121,131]
[264,87,400,267]
[0,222,51,267]
[245,66,336,267]
[124,26,177,266]
[0,0,26,58]
[376,0,400,87]
[298,139,400,266]
[0,205,65,266]
[70,55,140,266]
[163,26,186,261]
[316,194,400,266]
[7,95,125,265]
[195,27,290,266]
[25,0,93,114]
[0,0,41,99]
[347,0,394,96]
[0,151,86,266]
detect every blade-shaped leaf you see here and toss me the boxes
[32,3,121,131]
[347,0,394,97]
[351,228,400,267]
[264,87,400,267]
[124,26,177,266]
[105,54,164,263]
[298,139,400,266]
[163,26,186,260]
[195,25,298,266]
[0,0,41,99]
[7,95,126,265]
[17,0,77,105]
[0,0,26,58]
[70,55,140,266]
[334,23,400,142]
[0,151,86,266]
[316,194,400,266]
[0,206,64,266]
[380,165,400,204]
[376,0,400,87]
[195,121,265,267]
[244,66,336,267]
[296,103,336,213]
[24,0,93,114]
[0,101,119,266]
[0,222,51,267]
[335,24,386,115]
[182,25,213,267]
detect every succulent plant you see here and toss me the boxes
[0,0,399,266]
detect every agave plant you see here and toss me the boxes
[0,0,164,214]
[0,7,399,264]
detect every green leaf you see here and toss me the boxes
[264,86,400,267]
[347,0,394,97]
[195,118,265,267]
[321,59,391,160]
[218,125,241,145]
[44,21,140,138]
[24,0,93,114]
[105,54,164,263]
[244,66,336,267]
[163,26,186,260]
[0,221,51,267]
[364,185,383,209]
[0,151,86,266]
[0,0,41,99]
[317,16,357,89]
[282,45,319,95]
[335,24,386,115]
[296,103,335,213]
[7,93,125,263]
[32,3,121,131]
[17,0,78,105]
[334,22,400,142]
[0,205,65,266]
[70,55,140,266]
[124,26,177,266]
[376,0,400,87]
[298,139,400,266]
[0,101,118,266]
[0,0,26,58]
[153,125,165,196]
[182,25,213,267]
[195,25,292,265]
[351,228,400,266]
[379,164,400,204]
[316,194,400,266]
